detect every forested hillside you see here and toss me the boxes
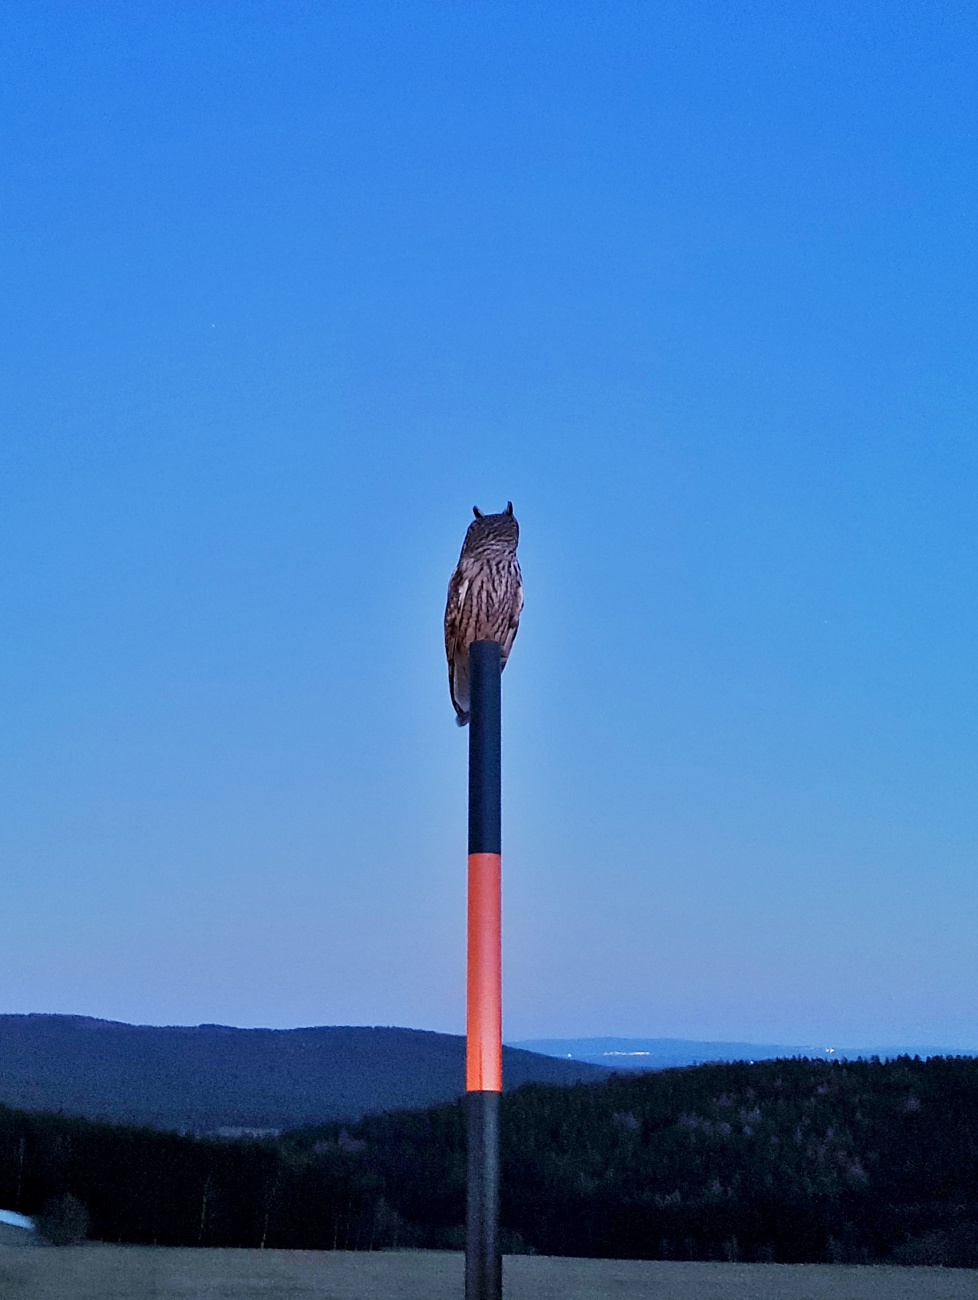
[2,1055,976,1265]
[0,1015,607,1130]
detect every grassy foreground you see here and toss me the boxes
[1,1247,976,1299]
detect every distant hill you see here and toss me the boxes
[0,1014,609,1133]
[514,1036,978,1070]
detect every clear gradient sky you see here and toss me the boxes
[2,3,976,1047]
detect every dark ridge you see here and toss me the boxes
[0,1014,609,1133]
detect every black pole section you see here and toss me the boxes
[466,1090,500,1300]
[466,639,502,1300]
[468,640,501,857]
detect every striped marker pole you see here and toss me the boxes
[466,639,502,1300]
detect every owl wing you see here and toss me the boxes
[444,567,470,715]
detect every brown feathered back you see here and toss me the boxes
[444,503,524,725]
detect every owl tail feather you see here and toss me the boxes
[455,710,470,727]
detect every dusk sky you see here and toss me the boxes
[2,3,976,1049]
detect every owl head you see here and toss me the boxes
[463,502,519,554]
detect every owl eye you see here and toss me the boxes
[473,507,484,518]
[505,502,513,516]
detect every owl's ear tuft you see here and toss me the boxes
[473,506,483,518]
[505,501,514,516]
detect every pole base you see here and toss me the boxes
[466,1090,501,1300]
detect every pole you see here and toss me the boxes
[466,639,502,1300]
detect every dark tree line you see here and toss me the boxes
[0,1107,381,1250]
[2,1055,977,1265]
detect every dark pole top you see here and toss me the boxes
[468,640,501,856]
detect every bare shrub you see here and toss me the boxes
[37,1193,90,1246]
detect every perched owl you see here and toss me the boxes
[444,502,524,726]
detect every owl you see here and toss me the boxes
[444,502,524,726]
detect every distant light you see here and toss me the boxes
[603,1051,651,1057]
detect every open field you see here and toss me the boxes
[1,1247,976,1299]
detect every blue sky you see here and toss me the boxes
[2,2,976,1046]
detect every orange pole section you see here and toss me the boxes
[466,852,502,1093]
